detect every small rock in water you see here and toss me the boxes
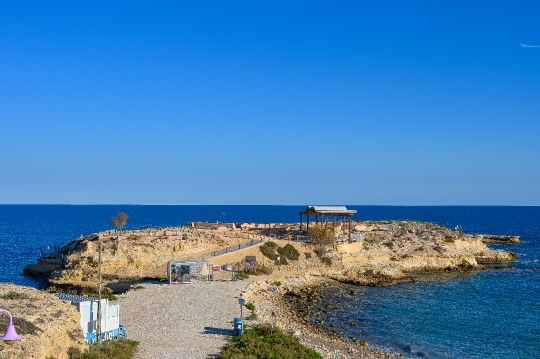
[353,338,369,346]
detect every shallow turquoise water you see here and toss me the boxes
[320,267,539,358]
[0,205,538,358]
[313,207,540,358]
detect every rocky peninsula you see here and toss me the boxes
[19,220,518,358]
[23,220,518,294]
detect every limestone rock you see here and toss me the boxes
[0,283,86,359]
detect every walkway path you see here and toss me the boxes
[118,280,252,359]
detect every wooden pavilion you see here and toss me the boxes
[299,206,357,242]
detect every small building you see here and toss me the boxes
[299,206,357,242]
[55,293,126,343]
[168,261,213,283]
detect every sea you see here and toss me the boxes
[0,205,538,358]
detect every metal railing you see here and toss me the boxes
[207,238,263,257]
[336,232,365,242]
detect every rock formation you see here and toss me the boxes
[23,221,518,293]
[24,227,254,294]
[0,283,87,359]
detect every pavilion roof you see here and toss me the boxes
[300,206,357,215]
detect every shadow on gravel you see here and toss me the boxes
[203,326,234,336]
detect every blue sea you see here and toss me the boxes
[0,205,538,358]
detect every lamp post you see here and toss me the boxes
[0,309,23,344]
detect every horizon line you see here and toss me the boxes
[0,204,538,207]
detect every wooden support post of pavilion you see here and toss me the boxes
[299,206,357,243]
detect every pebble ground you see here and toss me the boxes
[118,280,251,359]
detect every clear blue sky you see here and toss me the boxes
[1,1,538,205]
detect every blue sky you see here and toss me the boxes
[1,1,539,205]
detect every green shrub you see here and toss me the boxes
[275,256,288,265]
[314,247,327,258]
[257,324,273,337]
[305,252,312,259]
[257,266,273,275]
[243,265,273,276]
[217,325,322,359]
[68,339,139,359]
[245,302,255,311]
[260,241,278,259]
[320,256,332,266]
[277,244,300,261]
[1,291,30,300]
[237,271,250,280]
[100,293,118,301]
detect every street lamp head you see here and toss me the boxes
[0,309,23,344]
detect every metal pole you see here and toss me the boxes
[97,241,102,343]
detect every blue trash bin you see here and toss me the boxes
[234,318,243,336]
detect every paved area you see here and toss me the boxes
[118,280,251,359]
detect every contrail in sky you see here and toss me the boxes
[520,43,540,48]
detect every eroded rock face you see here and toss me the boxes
[24,229,251,295]
[0,283,86,359]
[335,221,518,284]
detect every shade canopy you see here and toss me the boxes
[300,206,357,216]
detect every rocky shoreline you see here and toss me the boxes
[238,221,519,358]
[244,276,399,359]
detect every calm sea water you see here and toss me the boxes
[0,205,538,358]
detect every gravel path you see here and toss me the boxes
[118,280,252,359]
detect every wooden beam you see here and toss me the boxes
[348,217,352,243]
